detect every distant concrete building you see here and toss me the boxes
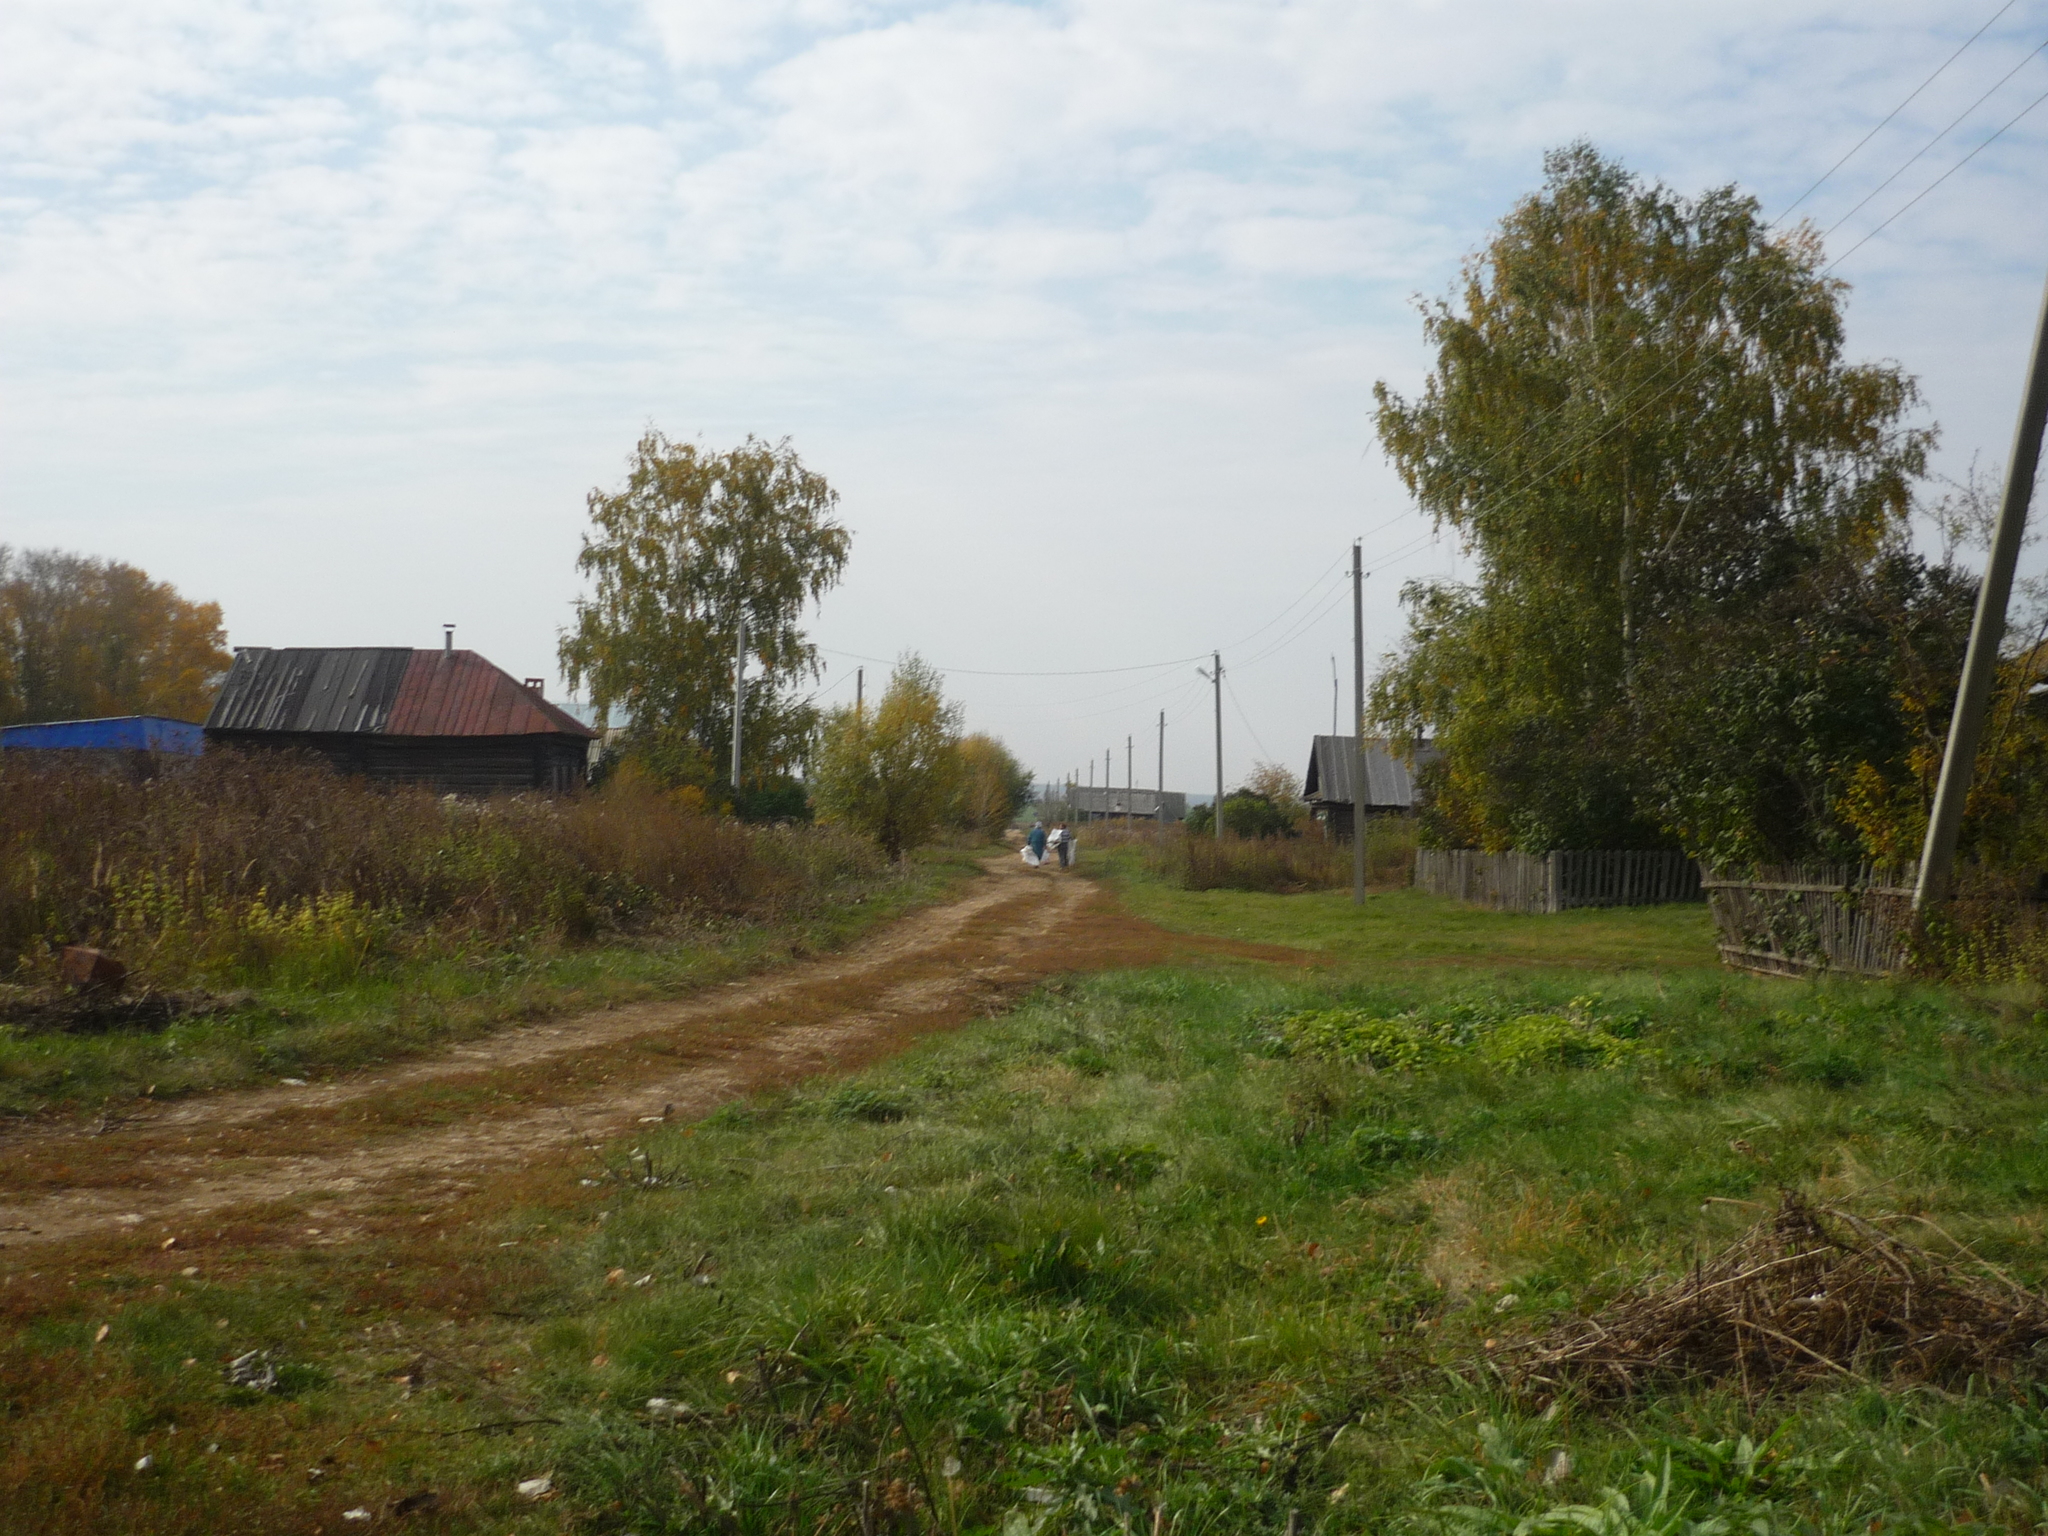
[1303,735,1439,839]
[1065,785,1187,822]
[205,641,596,794]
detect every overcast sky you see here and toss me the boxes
[5,0,2046,793]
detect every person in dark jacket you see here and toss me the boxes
[1050,822,1073,868]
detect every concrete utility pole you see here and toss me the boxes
[1915,268,2048,911]
[1196,653,1224,840]
[1125,735,1133,825]
[1331,654,1339,737]
[731,610,746,790]
[1156,710,1167,822]
[1352,542,1367,906]
[855,667,863,716]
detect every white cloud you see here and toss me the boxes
[1,0,2045,782]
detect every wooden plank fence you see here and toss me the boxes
[1414,849,1701,915]
[1701,864,1917,978]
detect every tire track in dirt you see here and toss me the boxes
[0,859,1312,1251]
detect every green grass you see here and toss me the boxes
[13,890,2048,1533]
[0,847,984,1116]
[1090,843,1721,972]
[493,961,2048,1533]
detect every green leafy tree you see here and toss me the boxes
[560,433,850,797]
[1185,792,1298,840]
[954,733,1032,837]
[1370,144,1932,856]
[0,547,231,726]
[811,656,962,859]
[1637,548,1973,865]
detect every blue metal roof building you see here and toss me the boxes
[0,715,206,754]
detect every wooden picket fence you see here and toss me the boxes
[1701,864,1917,978]
[1414,849,1701,915]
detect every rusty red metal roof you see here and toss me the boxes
[388,650,594,738]
[207,648,596,739]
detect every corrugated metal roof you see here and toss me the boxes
[1302,735,1438,809]
[206,648,596,739]
[1066,786,1188,819]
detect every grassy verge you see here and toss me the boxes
[11,890,2048,1532]
[1084,841,1721,972]
[0,847,985,1117]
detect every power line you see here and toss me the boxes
[1237,579,1354,671]
[817,547,1355,686]
[1826,81,2048,271]
[1399,20,2048,547]
[1774,0,2021,223]
[1223,672,1273,762]
[1816,34,2048,243]
[1485,77,2048,517]
[818,645,1200,678]
[1407,45,2048,558]
[1219,556,1347,652]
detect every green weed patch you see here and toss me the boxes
[1267,994,1648,1072]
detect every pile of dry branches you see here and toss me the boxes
[1506,1195,2048,1399]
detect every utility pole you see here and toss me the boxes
[1916,269,2048,911]
[731,610,746,791]
[1157,710,1166,824]
[1125,735,1133,825]
[1331,654,1339,737]
[855,667,863,716]
[1104,748,1111,803]
[1352,542,1367,906]
[1196,653,1223,840]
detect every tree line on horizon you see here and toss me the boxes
[25,143,2043,875]
[3,438,1034,859]
[0,547,231,730]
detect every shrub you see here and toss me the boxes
[0,752,886,988]
[1150,819,1416,893]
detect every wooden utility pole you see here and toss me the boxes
[1352,542,1367,906]
[1915,269,2048,911]
[731,611,746,790]
[1196,653,1224,840]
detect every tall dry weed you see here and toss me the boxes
[1143,819,1416,893]
[0,753,883,986]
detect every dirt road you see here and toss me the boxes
[0,858,1306,1254]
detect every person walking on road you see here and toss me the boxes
[1050,822,1073,869]
[1023,821,1049,868]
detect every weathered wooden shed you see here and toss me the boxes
[1302,734,1439,839]
[204,645,596,794]
[1066,786,1188,822]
